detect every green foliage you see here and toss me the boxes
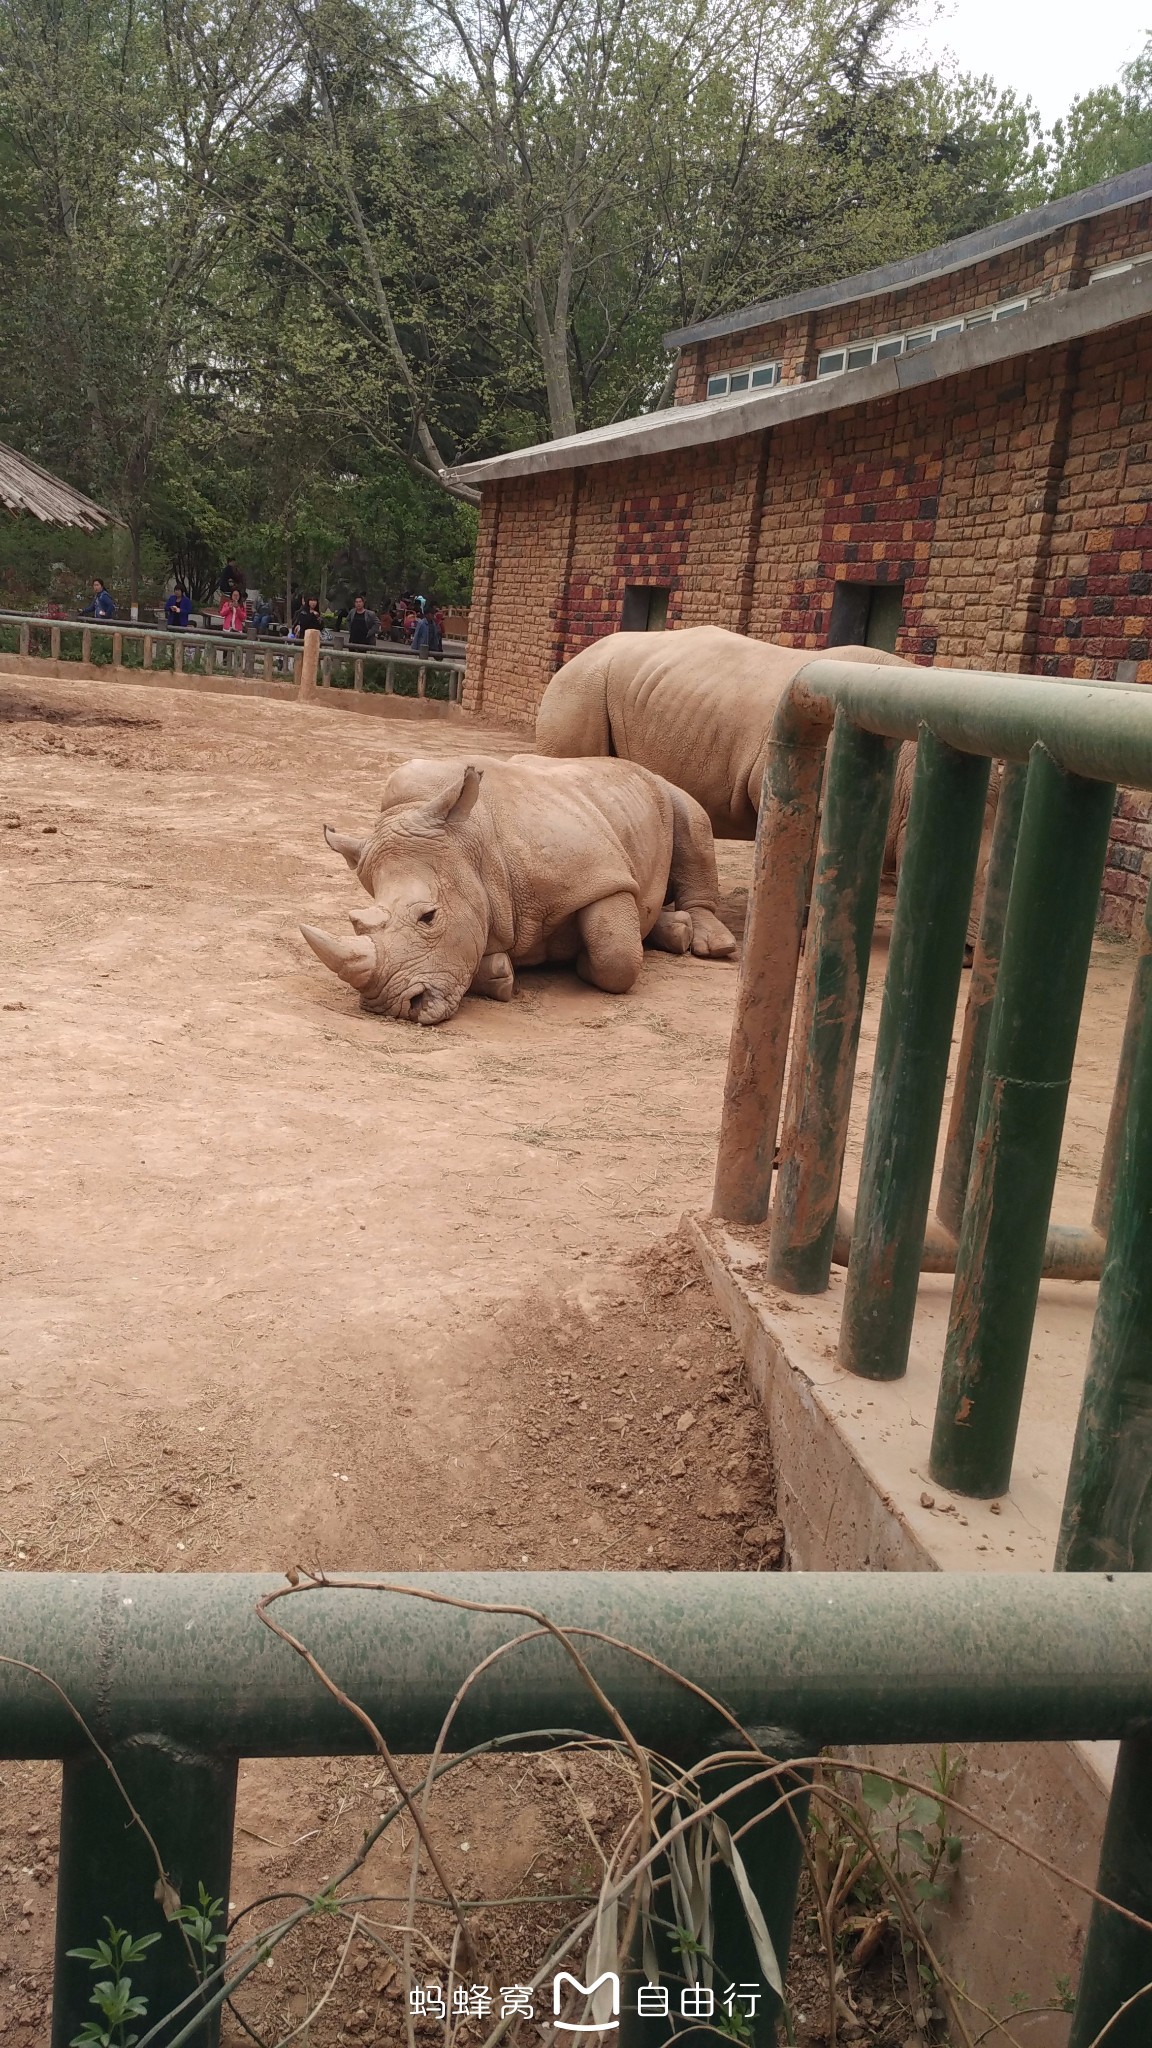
[171,1882,225,1981]
[1051,38,1152,195]
[66,1921,161,2048]
[0,0,1144,611]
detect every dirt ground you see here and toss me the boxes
[0,671,1134,2047]
[0,673,782,2045]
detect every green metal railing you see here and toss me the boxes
[712,661,1152,1531]
[3,1571,1152,2044]
[0,609,466,703]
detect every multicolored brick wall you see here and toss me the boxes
[465,328,1152,933]
[672,198,1152,407]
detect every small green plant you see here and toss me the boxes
[66,1920,161,2048]
[171,1882,224,1980]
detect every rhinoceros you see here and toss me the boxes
[535,625,996,944]
[299,752,736,1025]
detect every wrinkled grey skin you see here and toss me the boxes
[300,752,735,1025]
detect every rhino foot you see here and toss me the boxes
[646,909,693,954]
[687,908,737,959]
[470,950,516,1001]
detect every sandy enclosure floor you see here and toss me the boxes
[0,674,779,2044]
[0,671,1134,2044]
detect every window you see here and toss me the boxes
[621,586,670,632]
[828,580,905,654]
[1090,256,1152,283]
[816,296,1041,379]
[705,361,780,399]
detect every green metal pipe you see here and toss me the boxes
[5,1573,1152,1753]
[700,1731,811,2048]
[766,713,898,1293]
[1067,1734,1152,2048]
[795,660,1150,782]
[711,731,825,1224]
[1057,869,1152,1570]
[838,733,991,1381]
[936,759,1029,1236]
[930,749,1116,1498]
[53,1739,236,2048]
[1093,909,1152,1237]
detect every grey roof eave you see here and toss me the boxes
[660,161,1152,351]
[447,266,1152,490]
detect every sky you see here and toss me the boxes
[898,0,1149,127]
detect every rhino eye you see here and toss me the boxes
[418,908,436,925]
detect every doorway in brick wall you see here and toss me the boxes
[828,579,905,652]
[621,585,670,631]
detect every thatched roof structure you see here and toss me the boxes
[0,440,118,530]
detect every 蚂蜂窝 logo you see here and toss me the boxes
[551,1970,620,2031]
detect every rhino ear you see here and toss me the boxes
[300,924,376,991]
[411,764,483,836]
[324,824,368,870]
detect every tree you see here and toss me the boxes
[1049,37,1152,196]
[0,0,296,600]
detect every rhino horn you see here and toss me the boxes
[300,923,377,990]
[350,907,388,936]
[324,824,368,870]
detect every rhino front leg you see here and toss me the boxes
[576,893,644,993]
[469,950,516,1001]
[665,784,737,958]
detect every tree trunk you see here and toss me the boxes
[285,533,293,629]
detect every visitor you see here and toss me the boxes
[220,585,248,634]
[218,560,247,598]
[164,585,191,629]
[252,595,275,634]
[347,595,379,648]
[293,595,325,639]
[80,578,116,620]
[411,607,432,654]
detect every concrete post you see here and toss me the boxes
[296,628,320,700]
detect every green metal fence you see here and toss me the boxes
[3,1571,1152,2044]
[712,661,1152,1542]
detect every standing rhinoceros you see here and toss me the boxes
[535,626,997,943]
[299,753,736,1025]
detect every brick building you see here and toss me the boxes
[451,163,1152,932]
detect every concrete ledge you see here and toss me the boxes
[688,1212,1108,2043]
[0,652,467,721]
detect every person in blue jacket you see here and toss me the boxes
[80,578,116,619]
[164,584,191,628]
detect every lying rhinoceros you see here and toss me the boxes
[299,753,736,1025]
[536,625,996,942]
